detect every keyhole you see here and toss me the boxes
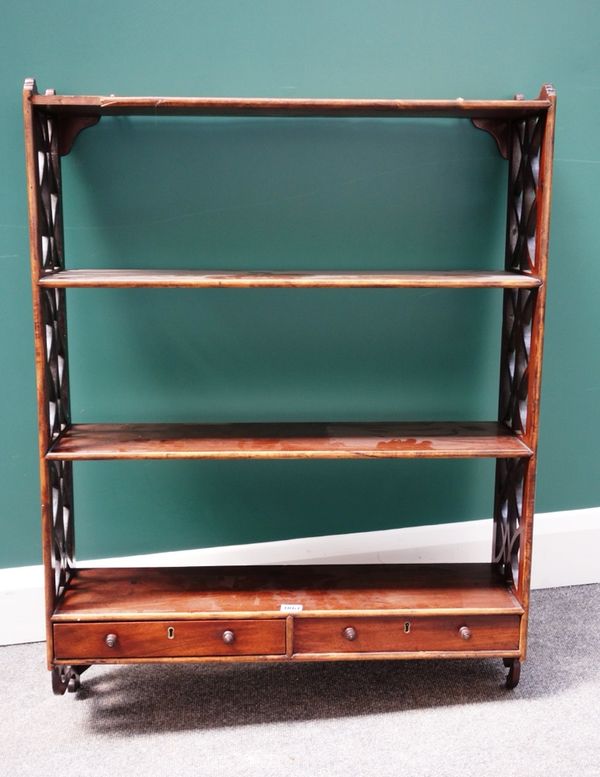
[404,621,411,634]
[167,627,175,639]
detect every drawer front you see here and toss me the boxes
[293,615,520,654]
[54,619,286,659]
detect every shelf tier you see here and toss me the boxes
[39,269,543,289]
[32,94,550,118]
[47,422,532,460]
[52,564,524,621]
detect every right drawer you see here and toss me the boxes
[293,615,520,654]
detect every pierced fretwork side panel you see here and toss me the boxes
[48,460,74,600]
[41,287,70,441]
[499,288,535,434]
[493,112,547,590]
[32,106,75,600]
[35,109,64,273]
[499,114,544,438]
[34,108,71,443]
[506,115,544,275]
[498,116,544,439]
[493,458,527,588]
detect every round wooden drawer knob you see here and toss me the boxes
[459,626,472,641]
[105,633,118,648]
[343,626,357,641]
[222,629,235,645]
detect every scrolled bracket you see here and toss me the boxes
[40,87,100,156]
[471,118,509,159]
[471,93,528,161]
[57,114,101,156]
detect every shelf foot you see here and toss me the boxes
[505,658,521,689]
[51,664,90,695]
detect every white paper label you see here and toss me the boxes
[280,603,303,613]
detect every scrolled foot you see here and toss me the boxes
[52,666,71,695]
[67,675,80,693]
[51,664,90,695]
[505,658,521,689]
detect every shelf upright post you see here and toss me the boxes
[23,79,76,677]
[493,85,556,663]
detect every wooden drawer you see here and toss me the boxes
[293,615,520,654]
[54,619,286,660]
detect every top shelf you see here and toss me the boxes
[31,94,551,119]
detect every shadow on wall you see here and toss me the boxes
[60,117,509,556]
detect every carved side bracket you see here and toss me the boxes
[41,87,100,156]
[471,118,509,159]
[57,114,101,155]
[471,94,527,160]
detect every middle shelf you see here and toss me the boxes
[47,421,532,460]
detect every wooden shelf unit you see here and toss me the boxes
[23,79,556,696]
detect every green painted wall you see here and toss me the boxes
[1,1,599,568]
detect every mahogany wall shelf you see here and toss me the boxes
[23,79,556,696]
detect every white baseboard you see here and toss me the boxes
[1,507,598,646]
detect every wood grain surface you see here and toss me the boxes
[31,93,551,118]
[52,564,524,621]
[47,421,533,460]
[38,269,543,289]
[293,615,520,654]
[54,619,286,659]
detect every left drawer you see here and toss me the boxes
[53,620,287,659]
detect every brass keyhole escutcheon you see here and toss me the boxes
[167,627,175,639]
[404,621,411,634]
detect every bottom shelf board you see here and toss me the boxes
[52,564,523,621]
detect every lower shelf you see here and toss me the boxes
[52,564,522,663]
